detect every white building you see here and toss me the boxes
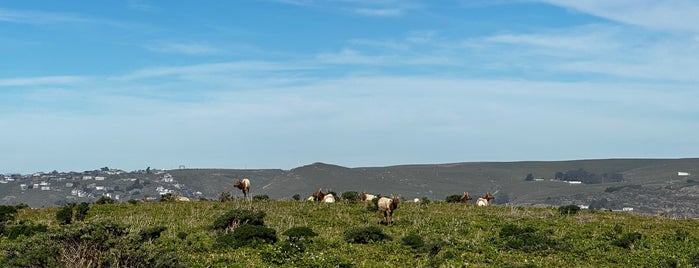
[95,176,106,181]
[678,172,690,176]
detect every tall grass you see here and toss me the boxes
[7,200,699,267]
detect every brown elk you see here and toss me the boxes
[233,178,251,201]
[460,192,472,203]
[476,192,495,206]
[377,195,400,225]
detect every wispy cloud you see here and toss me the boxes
[354,8,402,17]
[144,41,224,55]
[0,8,90,24]
[0,76,89,87]
[540,0,699,32]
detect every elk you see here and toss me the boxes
[476,192,495,206]
[360,191,377,202]
[377,195,400,225]
[233,178,251,201]
[460,192,472,203]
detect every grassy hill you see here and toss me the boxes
[3,158,699,218]
[2,200,699,267]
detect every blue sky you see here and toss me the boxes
[2,0,698,174]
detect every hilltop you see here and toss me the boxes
[2,158,699,218]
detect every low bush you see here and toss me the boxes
[344,226,391,244]
[4,224,48,239]
[341,191,360,203]
[95,196,115,204]
[139,226,167,243]
[0,206,18,223]
[613,231,643,250]
[253,195,271,201]
[445,194,462,203]
[218,191,233,202]
[558,205,581,215]
[212,209,266,231]
[282,226,317,243]
[215,224,277,249]
[499,224,557,252]
[401,232,425,250]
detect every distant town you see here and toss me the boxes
[0,167,202,207]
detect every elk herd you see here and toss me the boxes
[230,178,495,225]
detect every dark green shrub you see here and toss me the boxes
[293,194,301,201]
[344,226,391,244]
[366,195,382,212]
[253,195,270,201]
[96,196,115,204]
[558,205,581,215]
[218,191,233,202]
[499,224,557,252]
[212,209,266,230]
[689,252,699,267]
[613,231,642,249]
[160,193,175,202]
[56,204,74,224]
[215,224,277,249]
[5,223,48,239]
[139,226,167,243]
[283,226,318,243]
[421,197,431,204]
[128,199,140,205]
[674,229,690,242]
[74,202,89,221]
[445,194,461,203]
[401,232,425,250]
[0,205,18,223]
[177,231,188,240]
[341,191,360,203]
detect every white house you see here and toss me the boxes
[95,176,106,181]
[568,181,583,184]
[678,172,690,176]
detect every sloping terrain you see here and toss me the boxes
[2,158,699,217]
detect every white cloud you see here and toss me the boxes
[354,8,402,17]
[145,41,224,55]
[0,76,89,87]
[541,0,699,32]
[0,8,89,24]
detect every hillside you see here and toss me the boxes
[2,200,699,267]
[2,158,699,218]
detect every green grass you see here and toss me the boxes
[5,200,699,267]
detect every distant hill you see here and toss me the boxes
[2,158,699,218]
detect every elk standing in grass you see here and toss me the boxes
[377,195,400,225]
[233,178,251,201]
[360,191,377,202]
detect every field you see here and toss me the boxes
[3,199,699,267]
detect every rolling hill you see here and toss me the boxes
[2,158,699,218]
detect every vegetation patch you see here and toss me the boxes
[499,224,557,252]
[215,224,277,249]
[212,209,265,231]
[344,226,391,244]
[558,205,581,215]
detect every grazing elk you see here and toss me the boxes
[360,191,377,202]
[233,178,251,201]
[311,188,325,201]
[460,192,472,203]
[476,192,495,206]
[377,195,400,225]
[322,193,336,203]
